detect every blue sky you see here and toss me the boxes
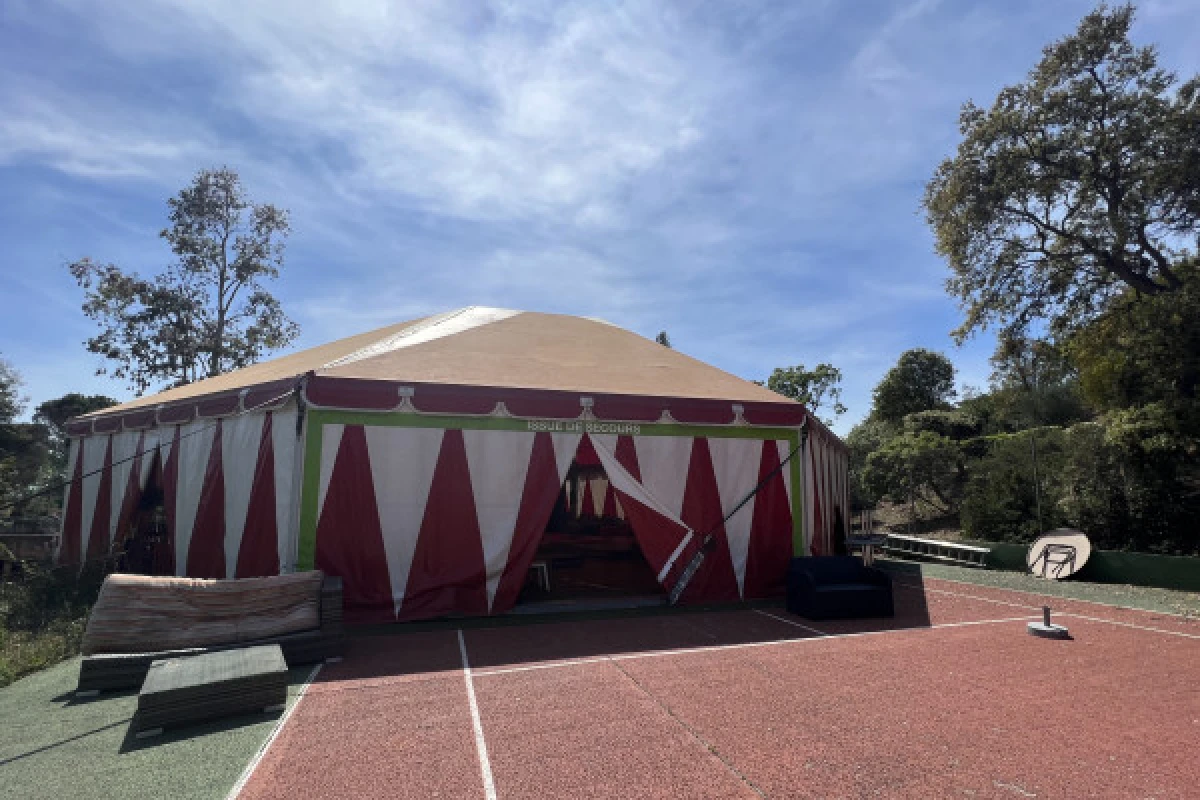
[2,0,1198,435]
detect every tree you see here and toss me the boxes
[864,430,965,517]
[0,358,50,516]
[0,356,21,424]
[846,416,897,509]
[70,167,299,393]
[871,349,956,424]
[924,4,1200,342]
[761,363,847,422]
[985,332,1092,429]
[655,331,672,348]
[1068,264,1200,414]
[33,394,118,444]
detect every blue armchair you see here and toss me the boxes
[786,556,894,620]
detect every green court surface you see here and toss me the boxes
[0,657,312,800]
[879,558,1200,617]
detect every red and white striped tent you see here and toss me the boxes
[60,308,849,621]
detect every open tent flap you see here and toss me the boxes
[586,435,696,590]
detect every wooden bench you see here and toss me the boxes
[882,534,990,568]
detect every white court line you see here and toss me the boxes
[473,654,614,677]
[914,573,1198,619]
[1055,611,1200,640]
[895,580,1038,612]
[226,662,323,800]
[458,629,498,800]
[753,609,828,636]
[895,580,1200,641]
[472,614,1033,678]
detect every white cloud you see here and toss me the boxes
[15,0,729,227]
[0,83,222,181]
[5,0,1200,434]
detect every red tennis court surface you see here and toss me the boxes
[238,576,1200,799]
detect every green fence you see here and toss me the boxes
[971,540,1200,592]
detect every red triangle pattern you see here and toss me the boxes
[744,441,794,597]
[236,412,280,578]
[575,434,602,467]
[113,432,147,552]
[676,437,740,603]
[400,429,488,621]
[186,420,227,579]
[315,425,394,622]
[85,436,114,565]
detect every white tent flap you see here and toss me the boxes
[108,431,140,544]
[707,437,762,599]
[462,430,537,611]
[634,436,693,518]
[364,425,444,615]
[174,421,216,576]
[316,424,345,522]
[79,436,108,561]
[272,409,300,572]
[221,414,266,578]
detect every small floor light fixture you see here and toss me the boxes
[1027,605,1071,639]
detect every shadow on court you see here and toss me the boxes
[317,573,935,684]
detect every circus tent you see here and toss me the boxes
[59,307,849,621]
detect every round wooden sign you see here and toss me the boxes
[1026,529,1091,580]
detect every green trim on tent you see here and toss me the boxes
[297,414,324,573]
[296,408,805,572]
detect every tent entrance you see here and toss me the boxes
[115,451,174,577]
[513,460,665,613]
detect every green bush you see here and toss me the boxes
[1059,407,1198,553]
[961,428,1068,543]
[961,409,1199,554]
[903,409,981,440]
[0,560,105,687]
[864,430,965,516]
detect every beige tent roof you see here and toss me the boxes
[89,307,796,416]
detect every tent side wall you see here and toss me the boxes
[56,391,850,625]
[56,404,303,578]
[295,408,849,621]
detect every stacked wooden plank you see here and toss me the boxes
[133,645,288,736]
